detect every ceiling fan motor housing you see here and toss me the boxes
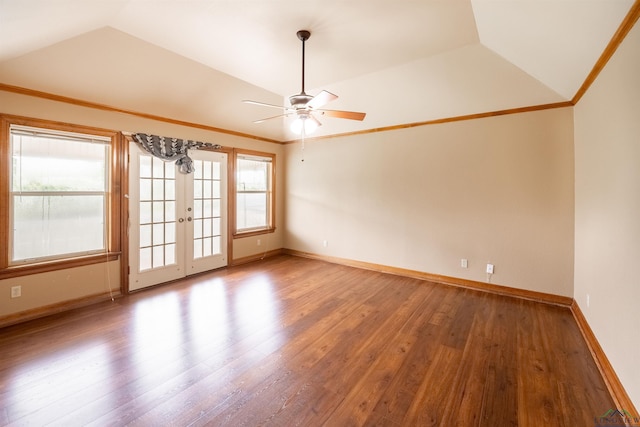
[289,93,313,109]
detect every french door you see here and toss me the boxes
[128,141,227,291]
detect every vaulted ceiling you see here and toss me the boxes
[0,0,635,142]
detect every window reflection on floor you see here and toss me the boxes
[131,291,184,382]
[232,275,283,354]
[7,341,112,422]
[130,274,284,375]
[187,278,229,360]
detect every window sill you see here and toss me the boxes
[0,252,121,280]
[233,227,276,239]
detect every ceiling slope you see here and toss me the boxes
[0,28,288,140]
[472,0,634,99]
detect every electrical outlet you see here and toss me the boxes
[486,263,494,274]
[323,240,328,247]
[11,285,21,298]
[257,239,261,246]
[461,259,468,268]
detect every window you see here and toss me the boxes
[234,150,275,236]
[0,115,121,276]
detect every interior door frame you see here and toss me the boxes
[120,135,234,293]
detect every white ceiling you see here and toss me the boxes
[0,0,634,142]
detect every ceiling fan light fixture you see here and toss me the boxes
[290,116,318,135]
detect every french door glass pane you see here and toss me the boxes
[140,179,152,200]
[140,202,152,223]
[212,199,220,216]
[152,157,164,178]
[165,223,176,243]
[165,181,175,200]
[194,199,202,219]
[165,161,175,179]
[139,156,151,178]
[140,224,152,247]
[140,247,151,270]
[165,244,176,265]
[203,237,212,257]
[152,223,164,245]
[194,180,202,199]
[165,201,176,222]
[152,201,164,223]
[152,245,164,268]
[203,218,212,236]
[194,160,203,179]
[153,179,163,199]
[194,219,203,239]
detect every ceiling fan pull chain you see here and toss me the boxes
[301,131,305,162]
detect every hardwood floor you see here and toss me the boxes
[0,255,613,426]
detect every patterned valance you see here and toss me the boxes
[132,133,221,174]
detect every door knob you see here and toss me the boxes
[178,218,184,223]
[187,217,192,222]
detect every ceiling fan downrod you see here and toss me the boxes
[297,30,311,95]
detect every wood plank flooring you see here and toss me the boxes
[0,255,614,426]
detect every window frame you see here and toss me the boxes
[232,148,276,238]
[0,114,123,279]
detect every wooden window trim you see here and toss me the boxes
[232,148,276,239]
[0,114,123,279]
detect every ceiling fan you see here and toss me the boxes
[243,30,366,135]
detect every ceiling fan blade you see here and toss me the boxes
[253,113,292,124]
[309,114,322,128]
[243,100,291,111]
[307,90,338,109]
[318,109,366,121]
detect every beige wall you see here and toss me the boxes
[0,261,120,315]
[574,21,640,408]
[285,107,575,296]
[0,91,284,318]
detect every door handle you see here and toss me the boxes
[178,218,185,223]
[187,217,192,222]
